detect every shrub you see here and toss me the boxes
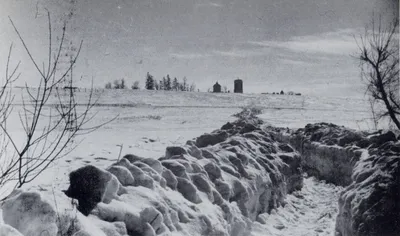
[233,103,263,120]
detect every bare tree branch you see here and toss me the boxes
[356,14,400,130]
[0,10,117,196]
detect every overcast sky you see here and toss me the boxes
[0,0,398,97]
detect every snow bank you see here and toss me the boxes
[271,123,368,186]
[1,117,303,236]
[336,141,400,236]
[271,123,400,236]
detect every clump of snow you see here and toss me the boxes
[2,190,59,235]
[0,208,23,236]
[195,131,229,148]
[0,224,23,236]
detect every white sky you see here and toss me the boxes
[0,0,398,97]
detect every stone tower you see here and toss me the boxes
[234,79,243,93]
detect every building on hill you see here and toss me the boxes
[213,82,221,93]
[234,79,243,93]
[63,86,79,92]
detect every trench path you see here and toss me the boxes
[251,176,343,236]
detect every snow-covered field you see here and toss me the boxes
[4,90,373,235]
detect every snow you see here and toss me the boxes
[1,90,379,236]
[251,177,343,236]
[271,123,400,236]
[1,116,306,236]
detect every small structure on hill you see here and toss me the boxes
[63,86,79,92]
[234,79,243,93]
[213,82,221,93]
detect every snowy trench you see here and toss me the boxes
[1,118,398,236]
[251,176,342,236]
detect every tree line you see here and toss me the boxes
[105,72,196,92]
[145,72,196,91]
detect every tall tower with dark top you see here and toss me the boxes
[234,79,243,93]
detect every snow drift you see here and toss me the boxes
[271,123,400,236]
[0,117,303,236]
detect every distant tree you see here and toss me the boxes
[145,72,155,90]
[120,78,126,89]
[159,79,164,90]
[106,79,125,89]
[172,77,179,91]
[356,16,400,130]
[280,90,284,95]
[166,75,172,91]
[223,86,228,93]
[189,82,196,92]
[131,80,140,90]
[113,79,121,89]
[162,77,167,90]
[154,80,159,90]
[182,77,188,91]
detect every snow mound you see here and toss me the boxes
[336,141,400,236]
[271,123,400,236]
[1,117,303,236]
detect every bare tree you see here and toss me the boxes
[0,11,115,196]
[113,79,121,89]
[189,82,196,92]
[182,77,188,91]
[131,80,140,90]
[105,82,112,89]
[356,15,399,129]
[120,78,126,89]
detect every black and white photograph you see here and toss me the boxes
[0,0,399,235]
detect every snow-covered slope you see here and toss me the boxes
[11,89,367,110]
[10,88,373,130]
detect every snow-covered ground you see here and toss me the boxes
[3,90,373,235]
[251,176,343,236]
[6,90,373,188]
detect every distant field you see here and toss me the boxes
[10,88,367,110]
